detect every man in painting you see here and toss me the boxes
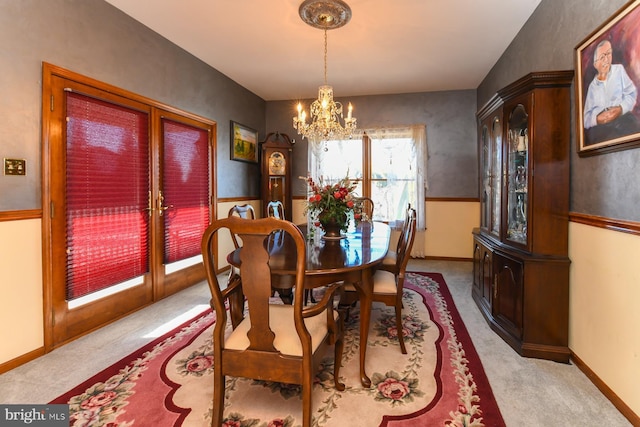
[583,39,640,145]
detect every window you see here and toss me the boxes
[309,125,427,230]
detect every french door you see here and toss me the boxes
[154,111,213,299]
[42,64,215,348]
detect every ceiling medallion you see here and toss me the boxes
[293,0,357,144]
[298,0,352,30]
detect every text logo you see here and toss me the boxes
[0,405,68,426]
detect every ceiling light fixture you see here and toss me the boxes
[293,0,357,143]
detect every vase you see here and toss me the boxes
[322,223,343,238]
[318,211,348,239]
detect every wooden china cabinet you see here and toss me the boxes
[472,71,574,363]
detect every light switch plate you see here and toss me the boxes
[4,158,26,176]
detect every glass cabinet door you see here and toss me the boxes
[506,104,529,245]
[480,124,490,230]
[490,116,502,237]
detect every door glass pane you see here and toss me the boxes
[491,116,502,236]
[65,92,150,300]
[506,105,528,244]
[162,119,210,264]
[480,125,490,229]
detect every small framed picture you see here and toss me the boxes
[575,0,640,156]
[230,121,258,163]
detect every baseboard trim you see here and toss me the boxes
[571,351,640,426]
[423,255,472,262]
[0,347,45,375]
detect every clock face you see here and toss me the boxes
[268,151,286,175]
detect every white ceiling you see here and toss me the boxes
[104,0,541,101]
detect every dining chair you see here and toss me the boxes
[226,204,256,300]
[344,207,416,354]
[378,203,412,274]
[227,204,256,248]
[266,200,285,219]
[223,204,257,324]
[355,197,374,221]
[230,203,295,303]
[201,216,346,427]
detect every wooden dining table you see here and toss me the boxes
[227,221,390,388]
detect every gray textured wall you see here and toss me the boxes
[0,0,265,210]
[4,0,636,219]
[266,90,478,198]
[478,0,640,221]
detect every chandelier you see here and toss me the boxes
[293,0,357,143]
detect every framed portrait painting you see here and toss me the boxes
[575,0,640,156]
[230,121,258,163]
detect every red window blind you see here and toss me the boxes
[162,119,210,264]
[66,92,150,300]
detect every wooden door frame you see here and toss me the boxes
[152,109,215,300]
[41,63,217,351]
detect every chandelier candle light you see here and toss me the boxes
[293,0,357,142]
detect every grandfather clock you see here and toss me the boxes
[260,132,293,220]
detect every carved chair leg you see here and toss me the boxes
[396,302,407,354]
[302,375,313,427]
[273,274,294,304]
[212,372,225,426]
[338,287,359,321]
[304,289,316,305]
[333,311,346,391]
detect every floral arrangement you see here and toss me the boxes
[303,175,363,233]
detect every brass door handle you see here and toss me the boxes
[157,190,174,216]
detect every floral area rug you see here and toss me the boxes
[51,272,505,427]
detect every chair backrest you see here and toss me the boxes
[356,197,374,221]
[396,203,412,254]
[201,217,308,352]
[228,203,256,219]
[227,204,256,248]
[396,207,417,279]
[266,200,285,219]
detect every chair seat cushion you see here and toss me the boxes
[225,304,336,356]
[343,270,397,295]
[372,270,397,294]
